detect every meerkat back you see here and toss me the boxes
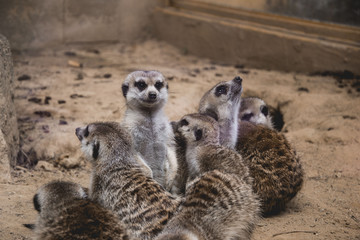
[236,121,303,214]
[121,70,177,191]
[76,121,179,240]
[31,181,131,240]
[157,114,260,240]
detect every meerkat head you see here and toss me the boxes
[199,76,243,121]
[175,113,220,147]
[121,70,169,110]
[75,122,134,164]
[239,97,273,128]
[33,181,87,213]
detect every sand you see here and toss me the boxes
[1,40,359,239]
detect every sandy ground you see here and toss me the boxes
[1,40,359,239]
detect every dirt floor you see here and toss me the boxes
[1,40,359,239]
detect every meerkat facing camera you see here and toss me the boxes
[121,70,177,191]
[30,181,131,240]
[239,97,274,129]
[76,121,180,240]
[156,114,260,240]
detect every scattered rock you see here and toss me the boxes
[343,115,356,120]
[68,60,83,68]
[28,97,42,104]
[35,161,56,171]
[215,73,223,77]
[58,100,66,104]
[17,74,31,81]
[57,153,81,169]
[167,76,174,81]
[70,94,84,99]
[34,111,52,118]
[59,120,68,125]
[234,64,245,69]
[44,96,52,104]
[75,73,83,80]
[298,87,310,92]
[103,73,112,78]
[87,49,100,54]
[238,70,250,74]
[64,51,77,56]
[41,125,50,133]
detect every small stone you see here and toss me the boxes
[59,120,68,125]
[44,96,52,104]
[64,51,77,56]
[35,161,56,171]
[103,73,112,78]
[17,74,31,81]
[58,100,66,104]
[28,97,42,104]
[215,73,223,77]
[34,111,52,118]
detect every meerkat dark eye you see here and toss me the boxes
[180,119,189,127]
[260,105,269,117]
[134,80,147,92]
[241,113,253,121]
[155,81,164,91]
[215,85,228,97]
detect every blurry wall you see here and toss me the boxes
[196,0,360,27]
[0,0,160,50]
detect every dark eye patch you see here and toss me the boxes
[215,85,228,97]
[134,80,147,92]
[180,119,189,127]
[241,113,253,121]
[260,105,269,117]
[92,142,100,159]
[195,129,203,141]
[155,81,164,91]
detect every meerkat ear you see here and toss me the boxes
[33,194,41,212]
[92,142,100,159]
[122,84,129,98]
[194,129,203,141]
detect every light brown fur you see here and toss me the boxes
[76,122,179,240]
[31,181,130,240]
[157,114,260,240]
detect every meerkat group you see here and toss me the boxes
[27,70,303,239]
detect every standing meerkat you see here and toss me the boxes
[199,80,303,215]
[121,70,177,191]
[198,76,243,149]
[76,121,179,240]
[30,181,131,240]
[156,114,260,240]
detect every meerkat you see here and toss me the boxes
[121,70,177,191]
[239,97,284,131]
[198,76,243,149]
[239,97,273,129]
[76,121,180,240]
[199,82,303,215]
[30,181,131,240]
[156,114,260,240]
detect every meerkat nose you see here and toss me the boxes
[233,76,243,85]
[149,92,157,100]
[75,128,83,140]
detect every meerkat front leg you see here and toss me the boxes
[164,146,178,192]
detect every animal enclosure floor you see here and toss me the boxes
[1,40,359,239]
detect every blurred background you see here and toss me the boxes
[0,0,359,73]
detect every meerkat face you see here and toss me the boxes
[199,76,243,121]
[239,97,272,127]
[122,70,169,109]
[33,181,87,213]
[75,122,133,163]
[176,113,220,147]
